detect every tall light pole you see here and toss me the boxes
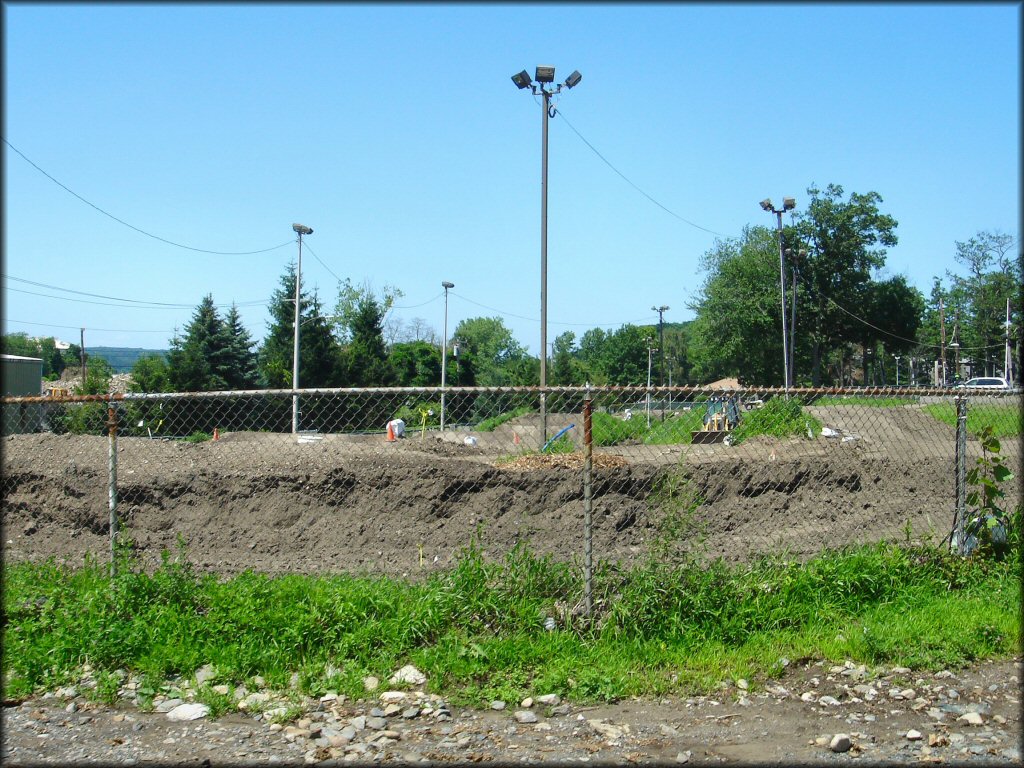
[760,197,796,393]
[894,354,901,387]
[291,223,313,434]
[652,305,669,386]
[440,281,454,431]
[645,337,657,428]
[784,247,805,384]
[1004,297,1013,383]
[512,65,582,442]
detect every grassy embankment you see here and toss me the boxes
[5,531,1018,711]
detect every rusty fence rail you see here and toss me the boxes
[2,386,1020,586]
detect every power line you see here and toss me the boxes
[821,292,1006,352]
[551,106,730,238]
[3,137,294,256]
[4,319,174,334]
[4,275,267,309]
[300,242,345,284]
[449,292,655,329]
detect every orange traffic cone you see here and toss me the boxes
[386,422,397,442]
[213,428,219,441]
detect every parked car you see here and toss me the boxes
[958,377,1010,389]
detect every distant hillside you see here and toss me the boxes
[88,347,168,373]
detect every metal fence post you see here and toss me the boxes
[583,385,593,619]
[107,402,119,576]
[951,393,968,554]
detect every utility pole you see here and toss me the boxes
[651,305,669,386]
[291,223,313,434]
[645,337,657,428]
[80,327,86,388]
[511,65,582,443]
[760,197,796,393]
[939,297,947,386]
[1005,297,1013,383]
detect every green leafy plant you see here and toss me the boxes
[962,426,1016,559]
[184,431,212,443]
[730,397,820,445]
[477,406,534,432]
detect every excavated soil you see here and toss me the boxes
[4,405,1018,577]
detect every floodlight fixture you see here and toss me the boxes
[511,70,532,89]
[759,198,774,212]
[292,223,313,235]
[535,65,556,83]
[782,197,796,211]
[564,70,582,88]
[442,281,455,289]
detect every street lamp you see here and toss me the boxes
[949,341,960,384]
[291,223,313,434]
[652,305,669,386]
[440,281,454,431]
[760,197,796,393]
[646,337,657,428]
[894,355,901,387]
[512,64,582,442]
[784,247,806,383]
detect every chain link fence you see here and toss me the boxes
[3,386,1020,587]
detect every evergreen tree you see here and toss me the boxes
[346,295,394,386]
[258,266,342,389]
[166,295,227,392]
[220,304,258,389]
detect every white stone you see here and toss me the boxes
[389,665,427,686]
[194,664,216,686]
[515,710,538,724]
[906,729,923,741]
[537,694,560,706]
[829,734,852,753]
[379,690,406,703]
[363,676,380,692]
[238,692,271,711]
[166,703,210,721]
[957,712,984,726]
[588,719,628,740]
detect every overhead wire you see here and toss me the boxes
[3,137,294,256]
[549,104,730,238]
[299,242,345,285]
[4,275,265,309]
[4,319,174,334]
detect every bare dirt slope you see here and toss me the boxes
[4,405,1011,577]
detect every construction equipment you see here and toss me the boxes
[690,395,741,444]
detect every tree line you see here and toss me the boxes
[5,182,1019,397]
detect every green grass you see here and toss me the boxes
[923,402,1022,438]
[477,406,534,432]
[4,535,1018,708]
[590,398,819,447]
[815,396,918,407]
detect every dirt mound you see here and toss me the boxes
[1,425,973,578]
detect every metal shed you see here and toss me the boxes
[2,354,44,434]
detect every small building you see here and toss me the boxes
[2,354,44,434]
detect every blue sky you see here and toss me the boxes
[3,2,1020,355]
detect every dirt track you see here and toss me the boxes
[5,405,1015,577]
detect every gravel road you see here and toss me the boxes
[4,658,1020,765]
